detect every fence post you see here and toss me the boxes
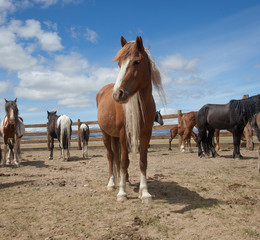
[78,119,82,150]
[243,95,254,150]
[177,110,183,147]
[46,123,50,150]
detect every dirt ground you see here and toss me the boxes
[0,145,260,240]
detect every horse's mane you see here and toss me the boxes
[229,95,260,124]
[5,100,20,134]
[113,41,165,104]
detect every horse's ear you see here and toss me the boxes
[14,98,17,103]
[121,36,127,47]
[136,36,144,52]
[4,98,8,103]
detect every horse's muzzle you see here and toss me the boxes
[112,89,129,103]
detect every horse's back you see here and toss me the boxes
[97,84,124,137]
[197,103,232,129]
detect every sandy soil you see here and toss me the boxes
[0,145,260,240]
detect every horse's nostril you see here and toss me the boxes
[119,89,124,99]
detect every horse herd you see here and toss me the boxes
[1,36,260,203]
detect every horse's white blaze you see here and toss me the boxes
[113,58,130,93]
[9,109,14,121]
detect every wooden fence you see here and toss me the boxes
[3,110,256,151]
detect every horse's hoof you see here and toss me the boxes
[107,186,116,191]
[141,196,152,204]
[168,148,172,151]
[49,157,53,160]
[117,195,127,202]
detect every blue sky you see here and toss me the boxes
[0,0,260,124]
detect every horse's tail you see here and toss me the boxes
[58,115,72,149]
[111,136,120,185]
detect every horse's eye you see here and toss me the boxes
[133,60,140,66]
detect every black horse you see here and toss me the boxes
[196,94,260,159]
[154,110,164,126]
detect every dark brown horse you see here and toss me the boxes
[96,36,164,203]
[0,98,24,166]
[196,95,260,159]
[168,111,198,152]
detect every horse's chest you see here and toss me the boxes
[3,124,15,143]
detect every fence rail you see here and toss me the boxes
[1,110,258,150]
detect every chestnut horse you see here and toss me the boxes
[168,111,198,152]
[196,95,260,158]
[250,113,260,172]
[0,98,25,166]
[96,36,164,203]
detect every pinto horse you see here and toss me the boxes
[96,36,164,203]
[196,95,260,159]
[0,98,25,166]
[47,111,72,161]
[80,123,90,158]
[250,113,260,172]
[168,111,198,152]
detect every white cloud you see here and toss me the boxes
[25,107,40,112]
[0,80,10,93]
[55,52,89,75]
[160,53,200,74]
[85,27,98,43]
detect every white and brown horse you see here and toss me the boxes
[96,36,164,203]
[0,98,25,166]
[47,111,72,161]
[80,123,90,158]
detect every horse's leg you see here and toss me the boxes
[2,144,7,166]
[258,145,260,173]
[208,128,219,157]
[187,136,193,153]
[102,131,116,191]
[117,129,129,202]
[82,141,85,158]
[139,132,152,203]
[197,128,206,157]
[232,128,243,159]
[49,137,54,160]
[13,139,20,167]
[168,128,177,151]
[215,129,220,151]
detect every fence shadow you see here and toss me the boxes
[133,179,219,214]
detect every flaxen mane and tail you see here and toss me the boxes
[113,41,165,160]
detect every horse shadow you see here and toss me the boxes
[20,160,49,168]
[0,180,35,189]
[132,179,219,214]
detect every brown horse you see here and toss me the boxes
[0,98,25,166]
[96,36,164,203]
[168,111,198,152]
[250,113,260,172]
[214,129,246,151]
[168,125,197,152]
